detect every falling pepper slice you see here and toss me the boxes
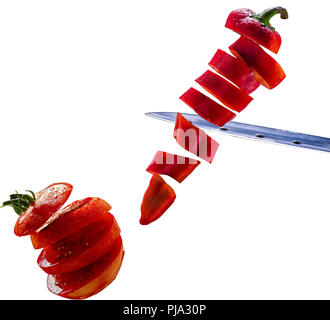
[196,70,253,112]
[140,174,176,225]
[229,36,286,89]
[180,87,236,128]
[146,151,200,183]
[225,6,288,54]
[209,49,260,94]
[173,113,219,164]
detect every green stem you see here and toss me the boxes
[253,6,288,29]
[1,190,36,216]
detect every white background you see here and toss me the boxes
[0,0,330,300]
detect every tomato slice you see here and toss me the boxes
[38,214,120,274]
[47,236,124,299]
[30,197,112,249]
[14,183,73,237]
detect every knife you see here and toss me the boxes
[145,112,330,153]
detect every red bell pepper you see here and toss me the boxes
[38,214,121,274]
[180,87,236,128]
[173,113,219,164]
[209,49,260,94]
[5,183,73,237]
[47,236,124,300]
[31,197,112,249]
[146,151,200,183]
[196,70,253,112]
[225,6,288,54]
[229,36,286,89]
[140,174,176,225]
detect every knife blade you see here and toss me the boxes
[145,112,330,153]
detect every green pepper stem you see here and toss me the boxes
[1,190,36,216]
[255,6,288,28]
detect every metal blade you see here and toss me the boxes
[146,112,330,153]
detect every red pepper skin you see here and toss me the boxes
[30,197,112,249]
[146,151,200,183]
[196,70,253,112]
[225,8,285,54]
[173,113,219,164]
[140,174,176,225]
[14,183,73,237]
[47,236,124,300]
[180,87,236,127]
[229,36,286,89]
[209,49,260,94]
[37,214,120,274]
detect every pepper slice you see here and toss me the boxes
[196,70,253,112]
[13,183,73,237]
[140,174,176,225]
[209,49,260,94]
[173,113,219,164]
[225,7,288,54]
[38,214,120,274]
[180,87,236,127]
[30,197,112,249]
[47,236,124,300]
[146,151,200,183]
[229,36,286,89]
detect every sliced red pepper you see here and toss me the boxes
[11,183,73,237]
[209,49,260,94]
[47,236,124,300]
[180,87,236,127]
[196,70,253,112]
[229,36,286,89]
[146,151,200,183]
[140,174,176,225]
[173,113,219,164]
[30,197,112,249]
[38,214,120,274]
[225,7,288,54]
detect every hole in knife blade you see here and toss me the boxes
[256,134,265,138]
[220,128,228,131]
[292,140,301,145]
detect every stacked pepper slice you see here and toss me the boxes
[208,49,260,94]
[141,6,288,225]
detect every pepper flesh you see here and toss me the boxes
[230,36,286,89]
[173,113,219,164]
[209,49,260,94]
[146,151,200,183]
[225,7,288,54]
[140,174,176,225]
[180,87,236,127]
[196,70,253,112]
